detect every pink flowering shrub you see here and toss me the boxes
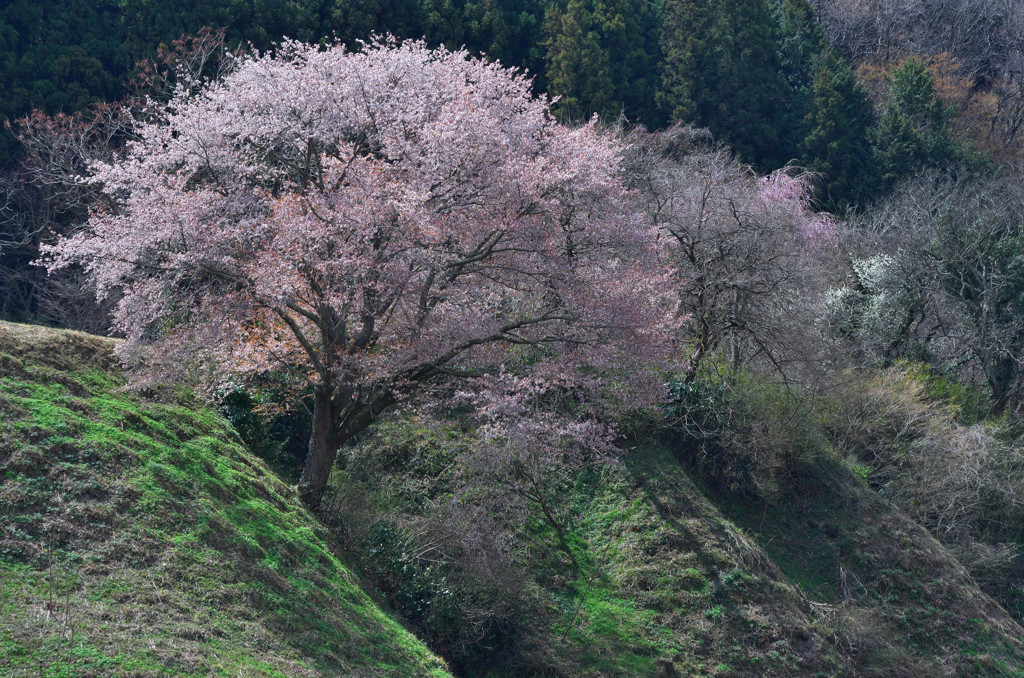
[759,172,841,250]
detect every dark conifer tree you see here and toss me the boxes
[801,49,879,210]
[771,0,826,152]
[873,56,956,189]
[660,0,791,169]
[420,0,470,48]
[593,0,664,125]
[462,0,547,85]
[543,0,661,125]
[543,0,616,120]
[0,0,127,163]
[657,0,703,123]
[326,0,425,45]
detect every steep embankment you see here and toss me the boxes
[567,445,1024,676]
[336,415,1024,676]
[0,322,450,677]
[3,320,1023,677]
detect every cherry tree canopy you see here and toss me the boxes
[45,38,674,506]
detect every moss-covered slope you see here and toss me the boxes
[0,321,450,677]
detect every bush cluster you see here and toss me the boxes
[666,367,827,502]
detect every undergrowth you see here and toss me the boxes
[322,366,1024,677]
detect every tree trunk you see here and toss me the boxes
[984,355,1015,417]
[990,383,1010,417]
[684,339,708,384]
[297,386,398,511]
[299,386,340,511]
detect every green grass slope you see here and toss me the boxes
[603,446,1024,676]
[335,414,1024,677]
[0,322,451,677]
[529,447,847,677]
[710,452,1024,677]
[520,445,1023,676]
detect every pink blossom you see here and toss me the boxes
[43,38,678,505]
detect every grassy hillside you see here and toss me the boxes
[330,416,1024,676]
[2,320,1023,677]
[0,321,450,677]
[712,453,1024,677]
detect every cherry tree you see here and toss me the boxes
[45,38,673,507]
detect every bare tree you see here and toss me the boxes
[624,126,839,385]
[0,105,133,330]
[129,26,229,105]
[0,27,231,331]
[812,0,1013,77]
